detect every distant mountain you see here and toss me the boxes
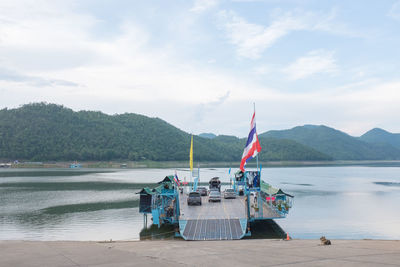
[0,103,235,162]
[211,135,332,161]
[258,137,332,161]
[0,103,331,162]
[260,125,400,160]
[359,128,400,149]
[3,103,398,162]
[199,133,217,139]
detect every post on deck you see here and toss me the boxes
[143,213,148,228]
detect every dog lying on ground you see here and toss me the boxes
[320,236,331,245]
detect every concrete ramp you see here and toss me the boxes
[181,219,245,240]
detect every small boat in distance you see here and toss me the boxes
[69,161,81,168]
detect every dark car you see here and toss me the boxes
[208,190,221,202]
[209,177,221,192]
[187,192,202,206]
[238,186,244,196]
[196,186,208,196]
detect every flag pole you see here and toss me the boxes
[189,134,193,191]
[254,102,259,172]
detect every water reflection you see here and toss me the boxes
[245,220,286,239]
[373,182,400,187]
[140,225,179,241]
[0,181,154,191]
[41,199,140,214]
[281,182,314,186]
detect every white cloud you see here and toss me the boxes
[0,1,100,72]
[253,65,272,75]
[0,0,279,135]
[218,8,367,60]
[218,10,307,59]
[248,80,400,136]
[0,67,78,87]
[282,50,337,80]
[388,1,400,21]
[0,1,231,103]
[311,8,369,39]
[0,1,400,137]
[194,90,230,122]
[190,0,219,13]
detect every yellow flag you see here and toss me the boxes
[189,135,193,171]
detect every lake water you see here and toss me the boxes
[1,167,399,241]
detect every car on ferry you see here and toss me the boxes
[238,185,244,196]
[196,186,208,196]
[223,188,236,199]
[208,190,221,202]
[209,177,221,192]
[187,192,202,206]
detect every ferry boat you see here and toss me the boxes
[139,108,294,240]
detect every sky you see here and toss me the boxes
[1,0,400,137]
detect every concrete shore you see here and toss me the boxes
[1,239,399,266]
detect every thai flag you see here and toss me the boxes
[240,112,262,171]
[174,171,181,186]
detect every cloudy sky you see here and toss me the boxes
[1,0,400,137]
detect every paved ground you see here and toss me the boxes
[1,239,399,266]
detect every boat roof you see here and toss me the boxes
[261,180,294,198]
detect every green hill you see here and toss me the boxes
[212,135,331,161]
[0,103,225,161]
[260,125,400,160]
[199,133,217,139]
[359,128,400,149]
[0,103,331,162]
[257,137,332,161]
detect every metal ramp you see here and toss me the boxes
[182,219,244,240]
[178,193,248,240]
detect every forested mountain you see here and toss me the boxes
[359,128,400,149]
[0,103,232,161]
[0,103,331,162]
[260,125,400,160]
[211,135,332,161]
[199,133,217,139]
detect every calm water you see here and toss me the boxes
[1,167,399,240]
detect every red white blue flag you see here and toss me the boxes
[174,171,181,186]
[240,112,262,171]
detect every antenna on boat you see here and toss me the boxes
[189,134,193,191]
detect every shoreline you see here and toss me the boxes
[1,239,399,266]
[2,159,400,169]
[3,238,400,243]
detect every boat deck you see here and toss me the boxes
[177,191,284,240]
[179,193,246,220]
[178,192,247,240]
